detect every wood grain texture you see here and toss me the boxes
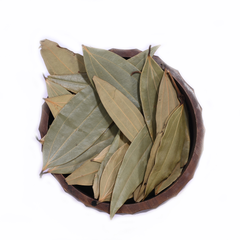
[39,48,204,215]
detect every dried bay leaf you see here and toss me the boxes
[48,74,90,94]
[156,70,179,134]
[140,55,163,140]
[134,132,163,202]
[91,145,111,163]
[41,84,112,173]
[46,78,71,98]
[99,143,129,203]
[40,39,85,75]
[44,94,74,118]
[128,45,160,72]
[92,130,127,199]
[65,159,100,186]
[180,107,191,168]
[93,76,145,142]
[36,135,45,145]
[154,108,190,195]
[155,162,182,195]
[128,193,133,199]
[100,131,128,169]
[110,125,152,218]
[133,184,142,202]
[91,123,118,144]
[83,45,141,108]
[48,124,118,174]
[144,105,186,199]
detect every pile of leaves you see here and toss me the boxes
[38,39,190,218]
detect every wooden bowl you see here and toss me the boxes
[39,48,204,215]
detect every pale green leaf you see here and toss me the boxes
[40,39,85,74]
[155,162,182,195]
[134,132,163,202]
[65,159,100,186]
[44,94,74,118]
[154,107,191,195]
[128,45,160,71]
[46,78,71,98]
[93,76,145,142]
[92,130,128,199]
[48,74,90,94]
[82,45,141,108]
[42,84,112,173]
[91,145,111,163]
[180,107,191,168]
[156,70,179,134]
[140,55,163,140]
[99,143,129,203]
[110,125,152,218]
[49,124,118,174]
[144,105,186,198]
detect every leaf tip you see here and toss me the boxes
[92,75,98,82]
[154,44,161,51]
[92,75,101,86]
[39,170,45,178]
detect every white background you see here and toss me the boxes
[1,0,239,239]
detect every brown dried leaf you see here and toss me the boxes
[93,76,145,142]
[91,145,111,163]
[156,70,179,134]
[144,105,186,198]
[65,159,100,186]
[99,143,129,203]
[40,39,85,74]
[44,94,74,118]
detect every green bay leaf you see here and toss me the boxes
[40,39,85,74]
[156,70,179,134]
[65,159,100,186]
[180,107,191,168]
[46,78,71,98]
[154,107,191,195]
[92,130,127,199]
[91,145,111,163]
[44,94,74,118]
[42,84,112,173]
[128,45,160,72]
[110,125,152,218]
[83,45,141,108]
[99,143,129,203]
[140,55,163,140]
[49,124,118,174]
[93,76,145,142]
[154,162,182,195]
[144,105,186,199]
[48,74,90,94]
[134,132,163,202]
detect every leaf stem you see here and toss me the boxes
[130,71,142,76]
[148,45,152,56]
